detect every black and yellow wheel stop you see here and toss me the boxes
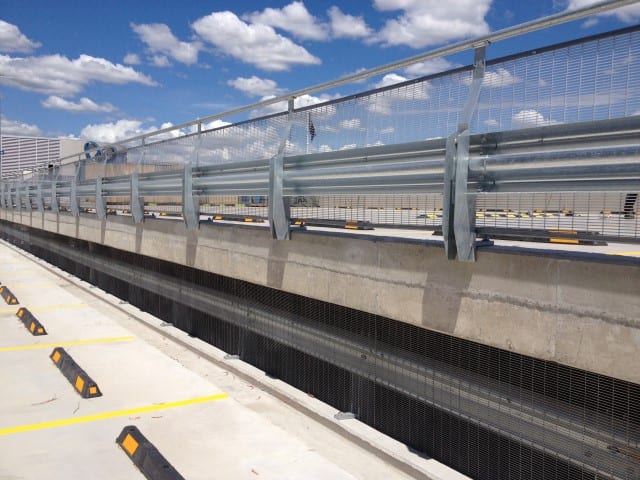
[0,285,19,305]
[49,347,102,398]
[116,425,185,480]
[208,214,265,223]
[16,307,47,336]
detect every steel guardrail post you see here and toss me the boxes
[70,170,80,217]
[182,134,200,230]
[36,183,44,212]
[51,179,58,213]
[21,181,29,210]
[0,182,5,209]
[269,98,294,240]
[130,172,144,223]
[443,46,486,262]
[96,177,106,220]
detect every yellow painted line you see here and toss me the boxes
[610,250,640,257]
[0,303,86,314]
[0,335,135,352]
[0,393,229,436]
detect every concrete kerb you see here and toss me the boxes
[1,239,468,480]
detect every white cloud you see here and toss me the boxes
[484,119,499,127]
[81,118,233,144]
[131,23,200,65]
[123,53,141,65]
[375,73,408,89]
[340,118,362,130]
[512,110,559,128]
[244,2,328,41]
[0,114,42,136]
[42,96,116,113]
[463,67,519,88]
[405,58,457,77]
[151,55,171,67]
[228,76,284,97]
[293,93,339,109]
[0,54,157,96]
[372,0,491,48]
[328,6,372,39]
[340,143,357,150]
[371,74,430,112]
[198,119,231,131]
[249,92,339,118]
[483,68,519,87]
[566,0,640,23]
[0,20,41,53]
[192,11,321,71]
[80,119,171,143]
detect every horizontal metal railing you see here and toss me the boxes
[3,116,637,201]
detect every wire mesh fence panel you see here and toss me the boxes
[475,192,640,242]
[473,27,640,133]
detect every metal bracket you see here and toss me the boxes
[96,177,106,220]
[443,46,486,262]
[269,99,294,240]
[36,184,44,212]
[130,172,144,223]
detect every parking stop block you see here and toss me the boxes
[49,347,102,398]
[0,285,19,304]
[116,425,185,480]
[16,307,47,335]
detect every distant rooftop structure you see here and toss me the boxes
[0,135,83,178]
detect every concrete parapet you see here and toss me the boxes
[2,208,639,384]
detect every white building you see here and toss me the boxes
[0,135,84,178]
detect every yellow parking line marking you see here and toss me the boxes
[0,303,86,314]
[0,335,135,352]
[0,394,229,436]
[609,250,640,256]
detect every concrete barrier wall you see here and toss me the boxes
[3,208,639,384]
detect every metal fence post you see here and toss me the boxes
[130,172,144,223]
[96,177,106,220]
[36,183,44,212]
[269,99,293,240]
[182,135,201,230]
[443,45,486,262]
[51,179,59,213]
[70,160,84,216]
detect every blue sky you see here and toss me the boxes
[1,0,639,143]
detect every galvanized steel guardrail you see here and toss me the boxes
[1,0,639,262]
